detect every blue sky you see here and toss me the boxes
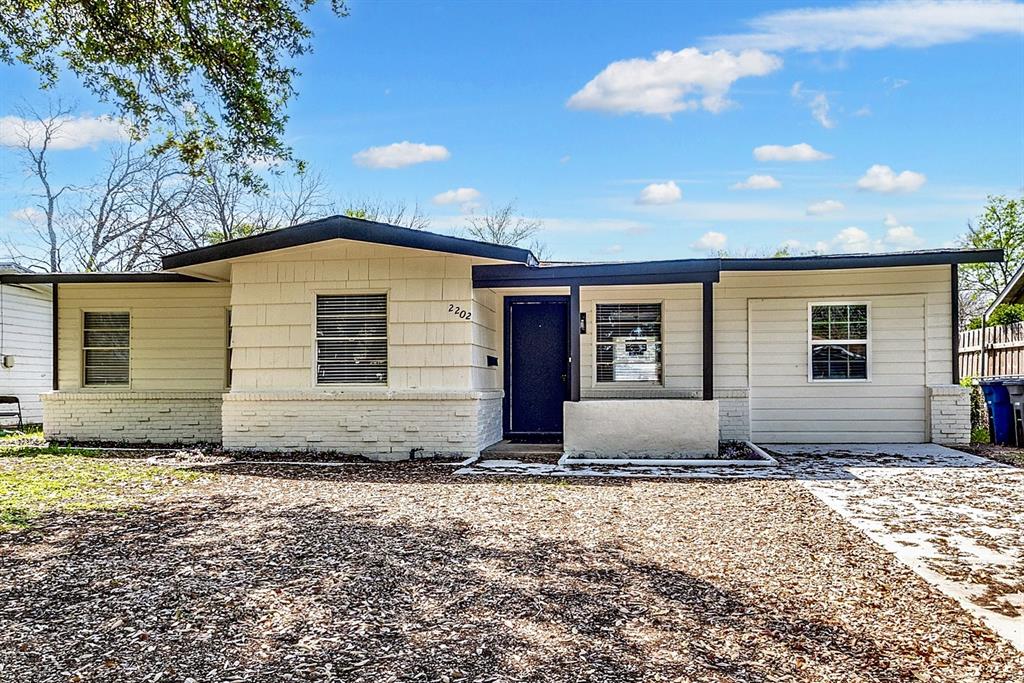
[1,0,1022,262]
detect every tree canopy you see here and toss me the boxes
[0,0,348,180]
[959,195,1024,297]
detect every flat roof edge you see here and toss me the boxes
[0,273,213,284]
[161,216,537,269]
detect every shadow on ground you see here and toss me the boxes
[1,473,1021,682]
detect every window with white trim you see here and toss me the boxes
[83,312,130,385]
[595,303,662,383]
[809,303,869,381]
[315,294,388,384]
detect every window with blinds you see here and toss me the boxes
[809,303,870,381]
[316,294,388,384]
[83,312,130,385]
[595,303,662,383]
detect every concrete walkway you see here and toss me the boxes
[457,444,1023,651]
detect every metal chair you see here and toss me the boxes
[0,396,23,429]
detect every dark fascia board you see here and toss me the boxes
[161,215,538,270]
[473,259,722,288]
[473,249,1002,288]
[0,272,211,284]
[721,248,1003,271]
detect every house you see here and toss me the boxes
[0,216,1001,456]
[0,262,53,425]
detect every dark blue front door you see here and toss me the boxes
[504,297,569,438]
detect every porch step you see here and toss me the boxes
[481,441,564,463]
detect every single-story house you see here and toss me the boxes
[0,261,52,425]
[0,216,1001,456]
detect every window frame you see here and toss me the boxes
[806,301,872,383]
[592,300,665,387]
[81,309,131,388]
[311,290,390,388]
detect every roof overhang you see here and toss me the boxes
[985,262,1024,318]
[161,215,538,271]
[0,272,211,284]
[473,259,721,288]
[473,249,1003,288]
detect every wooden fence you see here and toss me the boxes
[959,322,1024,379]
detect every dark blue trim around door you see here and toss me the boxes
[503,295,570,440]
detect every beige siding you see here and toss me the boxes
[228,241,494,391]
[0,283,52,421]
[719,266,951,443]
[57,283,231,391]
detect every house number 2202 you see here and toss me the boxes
[448,304,472,320]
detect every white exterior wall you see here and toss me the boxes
[224,242,503,456]
[491,265,956,444]
[0,283,52,423]
[45,283,231,443]
[720,266,952,443]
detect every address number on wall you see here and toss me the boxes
[448,304,472,320]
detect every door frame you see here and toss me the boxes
[503,295,571,440]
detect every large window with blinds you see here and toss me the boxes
[315,294,388,385]
[83,312,130,386]
[595,302,662,384]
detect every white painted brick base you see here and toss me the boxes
[716,389,751,441]
[927,385,971,446]
[42,392,223,444]
[222,390,503,459]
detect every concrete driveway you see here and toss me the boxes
[460,443,1023,651]
[771,444,1022,653]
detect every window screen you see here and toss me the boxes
[595,303,662,383]
[809,304,869,381]
[83,312,130,385]
[316,294,388,384]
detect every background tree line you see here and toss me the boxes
[3,102,545,272]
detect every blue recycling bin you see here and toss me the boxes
[980,381,1015,445]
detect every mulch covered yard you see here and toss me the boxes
[1,459,1022,682]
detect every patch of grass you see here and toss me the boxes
[0,454,202,533]
[971,426,991,444]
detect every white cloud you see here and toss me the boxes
[883,76,910,91]
[815,215,927,254]
[790,82,835,128]
[853,105,873,117]
[567,47,782,116]
[707,0,1024,52]
[559,155,572,164]
[754,142,832,162]
[432,187,481,208]
[691,231,728,252]
[0,114,131,150]
[832,226,877,252]
[806,199,845,215]
[809,92,835,128]
[8,206,45,222]
[352,141,450,169]
[596,244,625,256]
[731,174,782,190]
[882,213,925,247]
[857,164,927,193]
[636,180,683,205]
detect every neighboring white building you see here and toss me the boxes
[0,217,1000,453]
[0,262,52,424]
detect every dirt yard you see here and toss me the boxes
[1,458,1021,682]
